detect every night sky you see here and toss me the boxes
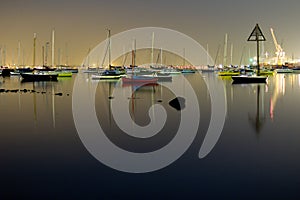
[1,0,300,65]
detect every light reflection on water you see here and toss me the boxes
[1,72,300,199]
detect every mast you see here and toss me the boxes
[160,47,162,67]
[33,33,37,67]
[206,43,209,66]
[22,48,25,66]
[107,29,111,69]
[45,42,49,66]
[134,39,136,67]
[214,44,221,66]
[3,46,6,66]
[42,45,45,66]
[12,50,14,67]
[131,39,136,67]
[151,32,154,67]
[65,43,69,66]
[183,48,185,66]
[57,48,61,66]
[87,48,91,68]
[239,46,245,66]
[18,41,21,67]
[51,29,55,67]
[230,43,233,65]
[122,46,126,66]
[223,33,228,66]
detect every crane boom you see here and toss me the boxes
[270,28,282,52]
[270,28,285,65]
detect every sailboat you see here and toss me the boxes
[122,39,158,84]
[20,33,59,81]
[91,29,122,80]
[139,47,172,82]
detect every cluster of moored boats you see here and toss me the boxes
[218,66,300,77]
[2,64,299,85]
[86,66,198,84]
[0,66,78,81]
[217,65,300,83]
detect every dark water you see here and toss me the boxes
[1,72,300,199]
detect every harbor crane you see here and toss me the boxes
[270,28,285,65]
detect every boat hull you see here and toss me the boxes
[181,70,196,73]
[91,74,121,79]
[259,71,274,75]
[232,75,267,84]
[292,69,300,73]
[57,72,72,77]
[140,74,172,82]
[218,71,240,76]
[275,69,293,73]
[21,73,58,81]
[122,76,158,84]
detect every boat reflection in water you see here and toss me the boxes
[248,84,266,133]
[15,77,74,129]
[93,77,183,152]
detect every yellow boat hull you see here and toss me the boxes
[218,71,240,76]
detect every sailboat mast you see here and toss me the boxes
[3,46,6,66]
[206,43,209,66]
[87,48,91,67]
[45,42,49,66]
[58,48,61,66]
[151,32,154,67]
[122,46,126,66]
[107,29,111,69]
[33,33,36,67]
[51,29,55,67]
[42,45,45,66]
[134,39,136,67]
[65,43,69,66]
[183,48,186,66]
[230,43,233,65]
[160,47,162,67]
[131,39,136,67]
[223,33,228,66]
[18,41,21,67]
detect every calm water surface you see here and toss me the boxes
[1,72,300,199]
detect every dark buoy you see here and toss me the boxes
[108,96,114,99]
[157,99,163,103]
[55,92,63,96]
[169,97,186,111]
